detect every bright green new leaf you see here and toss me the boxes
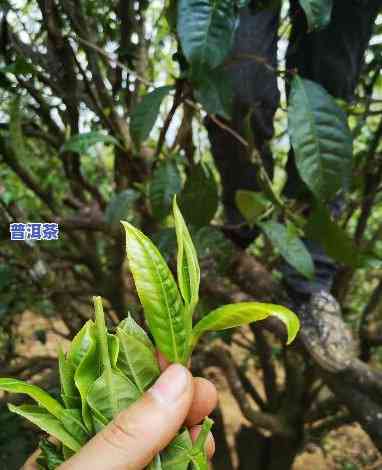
[58,348,79,409]
[0,378,64,419]
[288,76,353,201]
[259,220,315,279]
[87,369,140,422]
[60,131,119,155]
[60,409,90,445]
[118,314,155,350]
[177,0,237,73]
[130,86,173,145]
[108,333,119,369]
[161,429,193,470]
[89,297,140,421]
[148,455,163,470]
[122,222,187,363]
[71,321,99,432]
[8,405,81,452]
[117,322,160,393]
[173,197,200,316]
[189,418,214,470]
[298,0,332,31]
[235,190,269,226]
[68,320,97,368]
[150,160,182,220]
[191,302,300,350]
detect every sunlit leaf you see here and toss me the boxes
[173,197,200,316]
[8,405,81,452]
[191,302,300,350]
[122,222,187,363]
[116,316,160,393]
[0,378,64,419]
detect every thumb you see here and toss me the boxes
[59,364,194,470]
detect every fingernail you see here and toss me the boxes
[149,364,189,404]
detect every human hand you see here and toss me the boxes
[23,363,217,470]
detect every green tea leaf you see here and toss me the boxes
[130,86,173,145]
[173,197,200,317]
[58,348,79,409]
[288,76,352,200]
[90,297,140,421]
[71,321,100,432]
[60,131,119,155]
[177,0,237,73]
[148,455,163,470]
[122,222,187,363]
[179,163,218,227]
[191,302,300,350]
[189,418,213,470]
[235,190,269,226]
[37,439,65,470]
[68,320,97,368]
[162,429,192,470]
[8,405,81,452]
[60,409,90,445]
[0,378,64,419]
[298,0,332,31]
[116,319,160,393]
[259,221,315,279]
[118,314,155,350]
[150,161,182,219]
[87,370,140,423]
[108,334,119,369]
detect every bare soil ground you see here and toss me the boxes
[6,311,382,470]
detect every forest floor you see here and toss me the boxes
[3,310,382,470]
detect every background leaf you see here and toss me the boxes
[305,203,359,267]
[150,161,182,219]
[288,76,353,201]
[298,0,333,31]
[259,221,315,279]
[235,190,269,226]
[177,0,237,73]
[60,132,118,155]
[130,86,173,145]
[105,190,139,228]
[179,164,218,227]
[193,67,233,118]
